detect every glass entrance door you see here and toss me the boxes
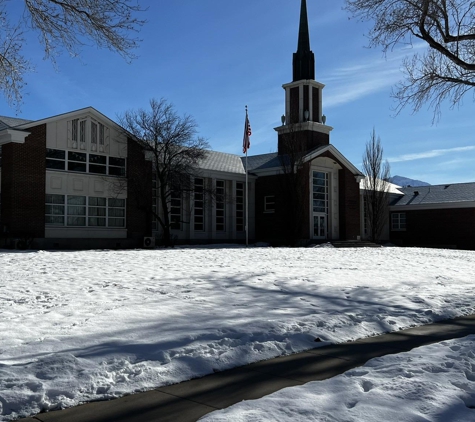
[313,214,327,239]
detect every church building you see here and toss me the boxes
[0,0,365,249]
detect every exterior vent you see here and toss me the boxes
[143,237,155,248]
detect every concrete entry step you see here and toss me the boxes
[331,240,382,248]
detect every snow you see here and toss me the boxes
[200,335,475,422]
[0,246,474,420]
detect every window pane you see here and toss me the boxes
[109,157,126,167]
[109,198,125,208]
[46,194,65,204]
[68,162,87,172]
[45,204,65,215]
[108,208,125,218]
[89,207,106,217]
[89,154,107,164]
[68,196,86,205]
[67,216,86,226]
[46,149,65,159]
[89,217,106,226]
[89,164,107,174]
[45,216,64,225]
[68,151,87,162]
[46,159,66,170]
[89,197,106,206]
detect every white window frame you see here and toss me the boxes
[236,182,244,232]
[391,212,406,231]
[194,178,205,231]
[264,195,275,213]
[216,180,226,231]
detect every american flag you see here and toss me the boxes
[242,113,251,154]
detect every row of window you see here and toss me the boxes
[45,194,126,228]
[46,149,126,176]
[152,179,245,233]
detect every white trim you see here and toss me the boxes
[282,80,325,90]
[0,129,30,145]
[274,121,333,135]
[303,144,364,177]
[390,201,475,211]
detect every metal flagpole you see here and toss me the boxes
[245,106,249,247]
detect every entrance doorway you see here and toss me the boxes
[312,171,329,240]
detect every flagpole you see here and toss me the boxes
[245,106,249,247]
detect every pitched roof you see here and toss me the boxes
[199,150,246,174]
[242,153,280,171]
[392,183,475,206]
[0,116,33,131]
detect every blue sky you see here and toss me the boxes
[1,0,474,185]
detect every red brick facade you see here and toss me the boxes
[126,138,153,244]
[1,124,46,239]
[390,208,475,250]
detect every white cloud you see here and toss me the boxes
[322,43,427,108]
[388,146,475,163]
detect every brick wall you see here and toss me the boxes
[390,208,475,250]
[126,138,152,244]
[1,124,46,238]
[278,130,329,155]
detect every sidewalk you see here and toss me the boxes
[22,314,475,422]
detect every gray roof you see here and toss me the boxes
[392,183,475,206]
[242,152,288,171]
[0,116,33,131]
[199,150,246,174]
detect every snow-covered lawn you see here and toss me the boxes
[0,246,474,421]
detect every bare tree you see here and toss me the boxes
[119,98,209,247]
[362,129,391,243]
[345,0,475,117]
[0,0,145,109]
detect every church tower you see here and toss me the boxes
[275,0,332,155]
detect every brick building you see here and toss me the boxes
[0,0,366,249]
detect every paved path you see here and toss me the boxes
[22,314,475,422]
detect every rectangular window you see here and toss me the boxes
[99,123,105,146]
[109,157,126,176]
[236,182,244,232]
[170,191,182,230]
[89,154,107,174]
[264,196,275,213]
[108,198,126,227]
[391,213,406,231]
[46,149,66,170]
[71,119,78,144]
[67,195,87,226]
[312,171,329,214]
[91,121,98,146]
[152,178,158,231]
[79,120,86,148]
[194,178,205,231]
[216,180,226,231]
[45,194,65,225]
[68,151,87,172]
[88,197,107,226]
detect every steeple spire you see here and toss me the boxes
[293,0,315,81]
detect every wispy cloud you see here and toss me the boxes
[323,43,427,108]
[388,146,475,163]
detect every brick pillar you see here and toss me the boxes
[126,138,152,244]
[1,124,46,238]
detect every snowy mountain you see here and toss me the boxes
[390,175,431,187]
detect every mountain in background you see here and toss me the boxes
[390,175,431,187]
